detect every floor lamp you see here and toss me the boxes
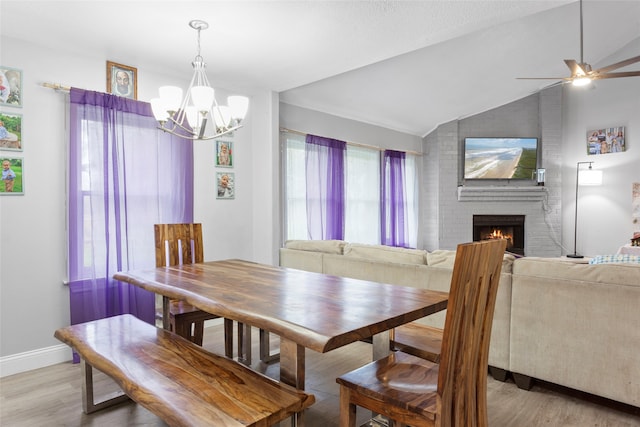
[567,161,603,258]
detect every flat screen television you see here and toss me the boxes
[463,137,538,180]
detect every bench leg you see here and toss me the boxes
[81,359,130,414]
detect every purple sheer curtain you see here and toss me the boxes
[305,134,346,240]
[381,150,409,247]
[68,88,193,341]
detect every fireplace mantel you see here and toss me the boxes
[457,186,547,202]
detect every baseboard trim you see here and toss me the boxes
[0,344,72,378]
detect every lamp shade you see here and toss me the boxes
[150,98,170,121]
[185,106,199,130]
[213,105,232,129]
[228,96,249,120]
[190,86,215,112]
[158,86,183,112]
[578,169,602,185]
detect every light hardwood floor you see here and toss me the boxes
[1,321,639,426]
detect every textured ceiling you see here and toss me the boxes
[2,1,639,136]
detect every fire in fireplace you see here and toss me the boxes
[473,215,525,255]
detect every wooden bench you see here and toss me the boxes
[54,314,314,427]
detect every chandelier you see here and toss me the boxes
[150,20,249,140]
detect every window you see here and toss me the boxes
[282,131,418,247]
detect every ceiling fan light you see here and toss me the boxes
[572,77,592,87]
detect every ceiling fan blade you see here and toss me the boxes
[516,77,572,80]
[593,71,640,80]
[564,59,587,77]
[593,56,640,74]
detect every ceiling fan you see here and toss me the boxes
[518,0,640,86]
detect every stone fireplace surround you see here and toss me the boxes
[420,86,563,258]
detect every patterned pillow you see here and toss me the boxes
[589,254,640,264]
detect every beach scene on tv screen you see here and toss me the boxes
[464,138,537,179]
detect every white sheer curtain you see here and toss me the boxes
[345,145,380,244]
[404,153,419,248]
[284,133,308,240]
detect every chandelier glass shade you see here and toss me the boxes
[150,20,249,140]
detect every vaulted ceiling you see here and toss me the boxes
[2,1,639,136]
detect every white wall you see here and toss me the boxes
[561,39,640,256]
[0,36,267,374]
[280,103,423,154]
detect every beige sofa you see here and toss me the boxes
[509,257,640,408]
[279,240,640,408]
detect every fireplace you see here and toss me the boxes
[473,215,525,255]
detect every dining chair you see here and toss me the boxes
[336,239,507,427]
[154,223,233,357]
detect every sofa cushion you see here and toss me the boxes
[428,249,515,273]
[513,257,640,287]
[589,254,640,264]
[284,239,346,254]
[343,243,427,265]
[426,250,457,268]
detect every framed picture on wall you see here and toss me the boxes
[0,111,22,151]
[216,172,235,199]
[1,157,24,195]
[0,66,23,107]
[586,126,625,155]
[106,61,137,99]
[215,140,233,167]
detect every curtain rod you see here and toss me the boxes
[280,127,422,156]
[42,82,71,93]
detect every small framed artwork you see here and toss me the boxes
[216,172,235,199]
[587,126,625,155]
[216,140,233,167]
[0,66,23,107]
[106,61,137,99]
[1,157,24,195]
[0,111,22,151]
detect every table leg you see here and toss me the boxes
[237,323,252,365]
[371,330,391,361]
[279,337,305,390]
[369,330,392,426]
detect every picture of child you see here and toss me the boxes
[2,159,17,192]
[216,172,234,199]
[0,113,22,150]
[216,141,233,167]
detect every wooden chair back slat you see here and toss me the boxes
[437,239,506,427]
[154,223,204,267]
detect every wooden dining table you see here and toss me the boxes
[114,259,448,390]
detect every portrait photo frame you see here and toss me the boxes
[106,61,137,100]
[0,66,23,107]
[216,172,235,199]
[0,111,22,151]
[215,140,233,167]
[1,157,24,195]
[586,126,625,155]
